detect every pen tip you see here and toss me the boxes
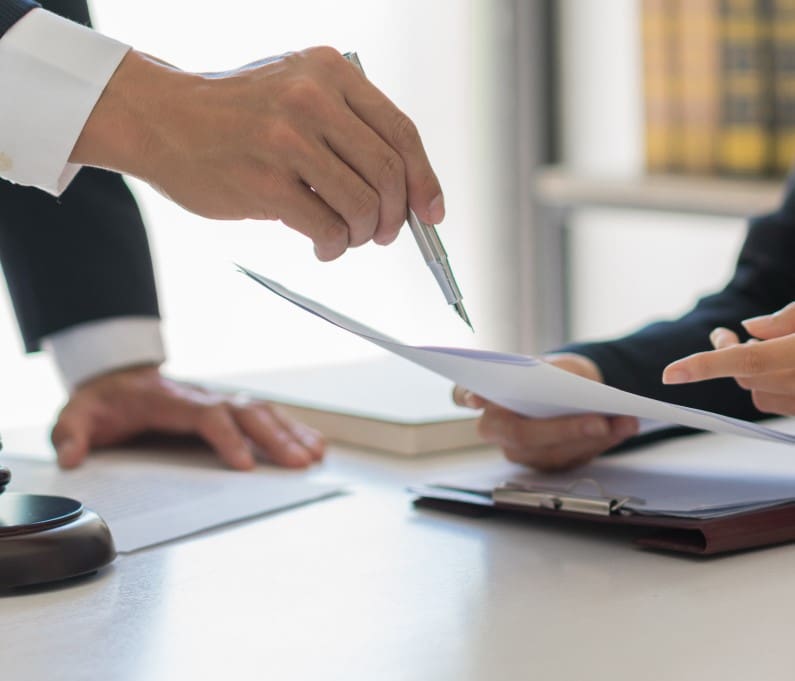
[454,302,474,332]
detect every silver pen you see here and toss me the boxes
[343,51,473,331]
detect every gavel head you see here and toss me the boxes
[0,435,6,494]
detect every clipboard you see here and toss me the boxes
[410,477,795,556]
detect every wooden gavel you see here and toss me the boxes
[0,434,6,494]
[0,465,9,495]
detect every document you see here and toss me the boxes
[411,426,795,554]
[432,458,795,519]
[5,450,342,552]
[239,265,795,445]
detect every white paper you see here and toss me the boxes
[438,463,795,519]
[5,451,342,553]
[422,425,795,519]
[239,265,795,446]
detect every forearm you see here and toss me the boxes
[69,50,193,182]
[560,208,795,421]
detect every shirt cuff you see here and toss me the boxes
[44,317,166,391]
[0,8,130,194]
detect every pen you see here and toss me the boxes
[343,51,473,331]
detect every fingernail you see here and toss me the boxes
[582,418,609,438]
[428,193,445,223]
[298,430,323,452]
[710,328,731,348]
[742,315,768,326]
[741,315,770,332]
[663,368,690,384]
[301,432,319,448]
[462,390,480,409]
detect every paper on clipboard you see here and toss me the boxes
[238,265,795,446]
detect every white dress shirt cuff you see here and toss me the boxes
[44,317,166,391]
[0,8,130,194]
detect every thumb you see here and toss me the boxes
[452,385,486,409]
[51,406,93,469]
[743,302,795,340]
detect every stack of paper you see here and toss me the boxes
[449,462,795,520]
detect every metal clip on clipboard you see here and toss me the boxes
[492,479,636,517]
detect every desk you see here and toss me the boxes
[3,426,795,681]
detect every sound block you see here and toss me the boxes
[0,493,116,590]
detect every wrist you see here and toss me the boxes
[69,50,188,180]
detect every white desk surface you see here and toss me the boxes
[4,425,795,681]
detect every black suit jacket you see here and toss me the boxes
[562,177,795,431]
[0,0,38,36]
[0,0,159,352]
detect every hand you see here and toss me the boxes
[71,47,444,261]
[662,302,795,415]
[453,354,639,471]
[50,366,325,470]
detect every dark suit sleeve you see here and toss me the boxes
[0,0,160,353]
[0,168,160,352]
[559,181,795,426]
[0,0,39,37]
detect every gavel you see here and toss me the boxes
[0,434,6,494]
[0,464,9,495]
[0,440,115,589]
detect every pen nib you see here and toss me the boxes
[454,302,474,332]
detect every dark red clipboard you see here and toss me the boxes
[411,484,795,555]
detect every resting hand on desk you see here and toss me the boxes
[663,302,795,416]
[50,366,325,471]
[453,354,639,471]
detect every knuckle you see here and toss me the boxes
[305,45,342,66]
[199,404,227,428]
[376,152,405,192]
[566,418,588,441]
[283,76,324,110]
[741,346,767,376]
[390,112,420,151]
[351,184,379,222]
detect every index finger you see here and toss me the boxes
[341,63,445,225]
[663,335,795,384]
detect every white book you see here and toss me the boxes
[207,356,482,456]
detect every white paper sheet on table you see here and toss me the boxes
[5,451,342,553]
[239,265,795,446]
